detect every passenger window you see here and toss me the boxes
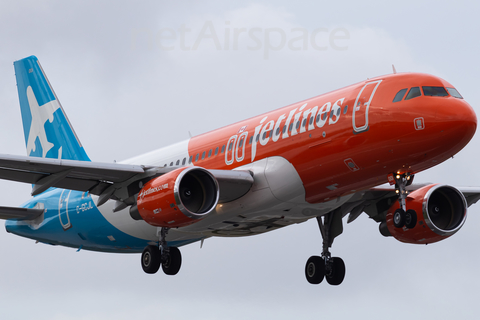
[215,147,219,155]
[276,127,280,135]
[295,121,300,130]
[405,87,421,100]
[208,149,212,157]
[201,151,206,160]
[195,153,199,162]
[302,119,307,127]
[176,160,180,166]
[393,88,408,102]
[221,145,225,153]
[446,87,463,99]
[289,123,293,131]
[249,136,253,144]
[309,116,314,125]
[170,162,173,166]
[282,125,287,133]
[343,105,348,114]
[188,156,193,164]
[422,86,448,97]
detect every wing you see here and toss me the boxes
[0,154,146,194]
[456,187,480,207]
[344,184,480,224]
[0,154,253,207]
[0,206,44,220]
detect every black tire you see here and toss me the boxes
[305,256,325,284]
[393,208,406,228]
[405,209,417,229]
[141,245,161,274]
[162,247,182,276]
[326,257,346,286]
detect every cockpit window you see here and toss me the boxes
[422,86,448,97]
[405,87,421,100]
[446,87,463,99]
[393,88,408,102]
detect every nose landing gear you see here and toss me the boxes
[391,172,417,229]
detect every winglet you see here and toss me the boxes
[13,56,91,161]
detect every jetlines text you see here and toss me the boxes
[225,98,345,165]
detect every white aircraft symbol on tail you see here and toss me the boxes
[25,86,60,158]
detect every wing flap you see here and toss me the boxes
[0,167,43,184]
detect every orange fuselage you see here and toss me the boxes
[187,73,476,204]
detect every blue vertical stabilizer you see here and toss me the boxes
[14,56,90,161]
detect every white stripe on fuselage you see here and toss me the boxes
[121,139,190,167]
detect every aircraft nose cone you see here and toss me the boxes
[438,99,477,150]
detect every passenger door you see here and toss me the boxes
[352,80,382,133]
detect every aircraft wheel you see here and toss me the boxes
[305,256,325,284]
[141,245,161,274]
[325,257,346,286]
[405,209,417,229]
[393,208,406,228]
[162,247,182,275]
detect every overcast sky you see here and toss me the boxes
[1,1,480,319]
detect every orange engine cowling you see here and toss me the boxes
[137,167,219,228]
[385,184,467,244]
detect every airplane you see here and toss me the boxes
[0,55,478,286]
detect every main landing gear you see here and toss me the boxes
[391,173,417,229]
[141,227,182,275]
[305,210,346,285]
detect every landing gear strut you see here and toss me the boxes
[141,227,182,275]
[391,172,417,229]
[305,209,346,286]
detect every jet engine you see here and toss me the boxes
[136,167,219,228]
[384,184,467,244]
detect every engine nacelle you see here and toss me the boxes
[385,184,467,244]
[137,167,219,228]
